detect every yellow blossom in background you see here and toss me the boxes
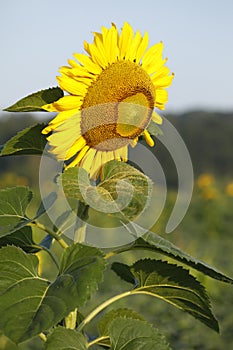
[225,182,233,197]
[197,173,215,189]
[202,187,218,201]
[42,22,174,178]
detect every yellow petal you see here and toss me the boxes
[155,89,168,104]
[89,151,103,179]
[106,151,115,163]
[80,148,97,174]
[57,75,87,96]
[151,66,170,81]
[125,31,142,61]
[49,96,83,112]
[42,109,81,134]
[104,25,119,64]
[129,137,139,148]
[144,58,167,76]
[114,149,122,160]
[67,59,80,68]
[101,151,108,167]
[84,40,91,55]
[152,112,163,125]
[142,42,163,69]
[88,41,108,69]
[66,145,90,168]
[66,136,87,158]
[143,130,154,147]
[119,22,134,60]
[121,146,128,162]
[73,53,102,74]
[64,136,87,159]
[60,65,94,79]
[153,73,174,88]
[135,31,149,63]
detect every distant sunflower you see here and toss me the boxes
[42,22,174,178]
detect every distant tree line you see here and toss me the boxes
[0,111,233,186]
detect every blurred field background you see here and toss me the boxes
[0,110,233,349]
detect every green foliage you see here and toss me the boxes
[0,103,233,349]
[59,244,106,306]
[0,187,33,236]
[98,308,145,336]
[112,259,219,332]
[60,160,152,221]
[0,226,40,253]
[108,317,171,350]
[113,231,233,284]
[46,327,87,350]
[0,124,47,156]
[3,87,63,112]
[0,187,56,237]
[0,244,105,344]
[147,119,163,136]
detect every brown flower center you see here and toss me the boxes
[80,60,155,151]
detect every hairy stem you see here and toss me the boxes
[74,201,89,243]
[78,290,133,332]
[87,336,110,348]
[29,221,68,249]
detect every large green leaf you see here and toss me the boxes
[112,259,219,332]
[113,231,233,284]
[46,327,87,350]
[0,244,105,343]
[97,308,145,347]
[109,317,171,350]
[60,244,106,306]
[0,187,32,237]
[3,87,63,112]
[0,187,57,237]
[59,167,89,203]
[0,226,40,253]
[60,160,152,221]
[0,124,48,156]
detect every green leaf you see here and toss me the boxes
[60,160,152,221]
[3,87,63,112]
[98,308,144,337]
[59,167,90,203]
[109,317,171,350]
[0,246,49,343]
[112,259,219,332]
[46,327,87,350]
[109,262,136,285]
[114,231,233,284]
[0,186,56,238]
[60,243,106,306]
[0,226,40,253]
[0,244,105,343]
[147,119,163,137]
[0,124,48,156]
[0,187,32,237]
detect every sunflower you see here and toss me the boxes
[42,22,174,179]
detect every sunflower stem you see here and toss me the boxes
[29,221,68,249]
[74,201,89,243]
[77,290,133,332]
[87,336,110,348]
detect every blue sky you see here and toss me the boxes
[1,0,233,112]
